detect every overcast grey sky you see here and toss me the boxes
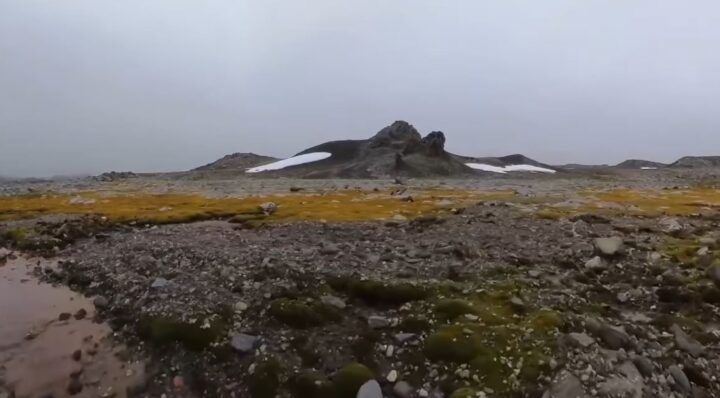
[2,1,719,177]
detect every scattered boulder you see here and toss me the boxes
[150,277,171,289]
[668,365,692,395]
[594,237,624,257]
[367,315,390,329]
[585,256,607,271]
[588,321,632,350]
[259,202,278,216]
[631,355,654,378]
[234,301,249,312]
[393,381,414,398]
[394,333,418,344]
[320,295,347,309]
[543,372,588,398]
[319,243,341,255]
[566,332,596,348]
[658,217,684,236]
[671,324,704,357]
[93,295,109,309]
[356,380,382,398]
[230,333,261,354]
[597,376,642,398]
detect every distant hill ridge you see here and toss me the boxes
[615,159,666,169]
[670,156,720,168]
[194,152,278,171]
[195,121,561,178]
[193,122,720,177]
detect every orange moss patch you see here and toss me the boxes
[533,188,720,219]
[0,190,513,224]
[588,189,720,216]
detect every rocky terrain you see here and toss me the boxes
[192,121,560,179]
[671,157,720,169]
[0,171,719,398]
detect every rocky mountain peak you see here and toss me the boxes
[369,120,422,149]
[421,131,446,155]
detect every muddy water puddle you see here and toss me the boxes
[0,255,144,397]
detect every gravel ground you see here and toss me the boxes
[1,171,720,398]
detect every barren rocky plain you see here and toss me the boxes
[1,168,720,398]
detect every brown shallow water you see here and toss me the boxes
[0,255,143,397]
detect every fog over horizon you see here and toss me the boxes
[2,1,720,178]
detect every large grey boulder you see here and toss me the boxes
[671,324,704,357]
[230,333,261,354]
[594,237,624,257]
[356,380,382,398]
[543,372,589,398]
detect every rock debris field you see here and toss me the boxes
[0,172,719,398]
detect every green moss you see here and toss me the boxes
[1,227,59,251]
[424,303,560,394]
[328,277,429,306]
[449,387,482,398]
[528,310,562,332]
[398,316,432,333]
[469,348,505,379]
[2,227,33,242]
[424,326,484,363]
[139,316,227,351]
[248,358,283,398]
[332,363,374,398]
[518,349,552,383]
[660,238,720,269]
[435,299,476,320]
[269,298,341,329]
[289,371,333,398]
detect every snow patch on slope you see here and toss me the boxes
[466,163,556,174]
[246,152,332,173]
[503,164,556,173]
[465,163,508,173]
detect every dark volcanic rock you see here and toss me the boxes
[277,121,473,178]
[670,156,720,168]
[369,120,422,149]
[420,131,446,156]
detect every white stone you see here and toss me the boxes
[386,370,398,383]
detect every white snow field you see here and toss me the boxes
[246,152,332,173]
[465,163,556,174]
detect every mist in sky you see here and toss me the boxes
[1,1,719,177]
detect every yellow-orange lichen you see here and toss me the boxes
[0,189,514,224]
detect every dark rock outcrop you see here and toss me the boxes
[95,171,138,182]
[281,121,472,178]
[420,131,446,156]
[670,156,720,168]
